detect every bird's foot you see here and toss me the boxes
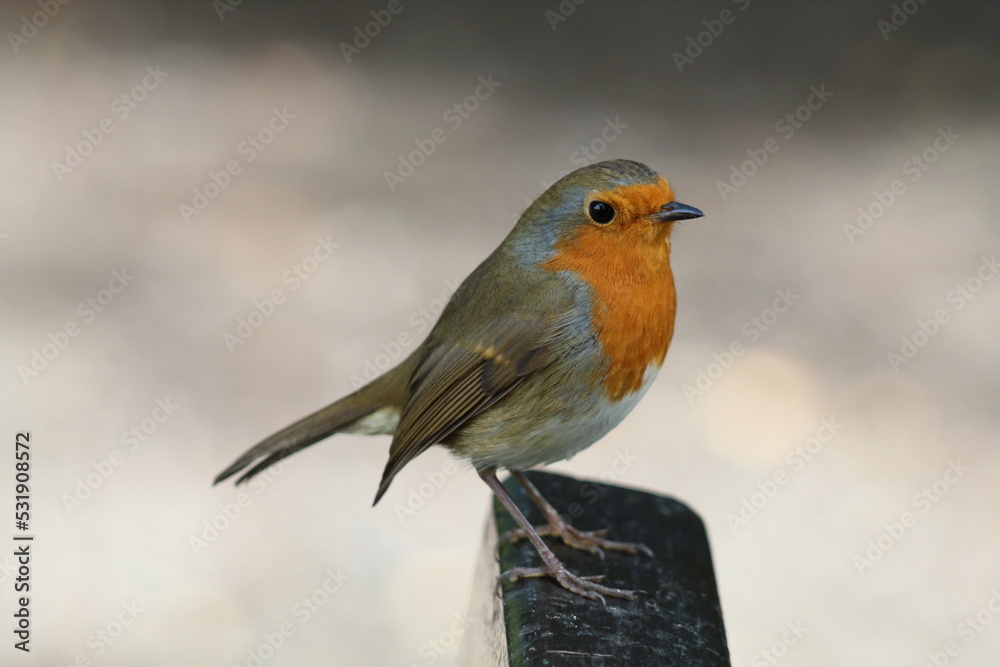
[502,521,653,559]
[500,564,639,602]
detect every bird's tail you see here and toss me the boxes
[213,361,413,486]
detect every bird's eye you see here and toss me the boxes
[588,200,615,224]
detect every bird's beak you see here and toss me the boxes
[651,201,704,223]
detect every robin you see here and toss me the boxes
[215,159,703,601]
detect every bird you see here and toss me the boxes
[214,159,703,601]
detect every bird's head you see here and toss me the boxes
[508,159,703,266]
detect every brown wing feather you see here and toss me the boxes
[372,316,551,504]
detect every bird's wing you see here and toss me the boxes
[373,315,551,503]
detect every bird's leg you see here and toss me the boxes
[503,470,653,558]
[478,468,636,602]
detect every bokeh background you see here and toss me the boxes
[2,1,999,665]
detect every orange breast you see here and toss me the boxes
[543,222,677,400]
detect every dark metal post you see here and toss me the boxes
[460,471,731,666]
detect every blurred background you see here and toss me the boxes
[2,0,998,664]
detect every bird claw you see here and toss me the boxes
[500,565,637,602]
[501,524,653,558]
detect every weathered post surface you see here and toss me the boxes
[459,471,731,666]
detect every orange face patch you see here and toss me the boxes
[543,178,679,399]
[587,176,676,230]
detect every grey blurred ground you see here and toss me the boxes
[2,1,999,665]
